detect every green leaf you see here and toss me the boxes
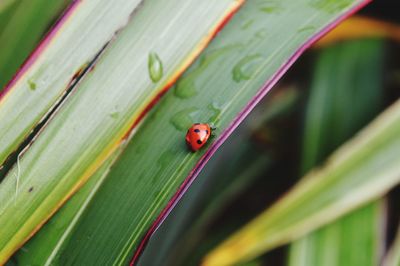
[301,39,384,173]
[0,0,242,263]
[12,0,371,265]
[140,152,271,266]
[205,37,388,266]
[14,145,125,265]
[138,87,299,266]
[288,202,385,266]
[203,90,400,265]
[289,39,386,266]
[0,0,144,168]
[20,87,299,266]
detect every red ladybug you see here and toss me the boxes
[185,123,214,152]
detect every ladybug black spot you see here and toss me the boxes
[194,129,200,133]
[197,140,202,145]
[205,130,209,134]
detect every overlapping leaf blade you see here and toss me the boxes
[301,40,384,172]
[288,202,384,266]
[14,146,125,265]
[289,39,386,266]
[0,0,242,263]
[0,0,144,167]
[13,0,371,264]
[138,87,299,266]
[204,96,400,265]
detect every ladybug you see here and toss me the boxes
[185,123,215,152]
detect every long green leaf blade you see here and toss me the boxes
[28,0,371,264]
[0,0,144,167]
[288,202,385,266]
[139,87,298,266]
[0,0,243,263]
[204,96,400,265]
[289,39,386,266]
[14,146,125,265]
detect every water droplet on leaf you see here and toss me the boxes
[148,52,163,83]
[174,45,242,99]
[154,150,177,183]
[241,19,254,30]
[259,1,283,13]
[110,112,119,119]
[174,78,198,99]
[297,25,316,33]
[170,107,200,131]
[208,102,222,125]
[232,54,264,82]
[255,28,268,39]
[310,0,352,13]
[28,79,37,91]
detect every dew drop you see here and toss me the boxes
[174,78,198,99]
[174,45,241,99]
[28,79,37,91]
[232,54,264,82]
[110,112,119,119]
[241,19,254,30]
[154,150,177,183]
[255,28,268,39]
[170,107,200,131]
[297,25,316,33]
[259,1,283,13]
[148,52,163,83]
[208,102,222,124]
[310,0,352,13]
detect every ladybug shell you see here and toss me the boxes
[185,123,211,151]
